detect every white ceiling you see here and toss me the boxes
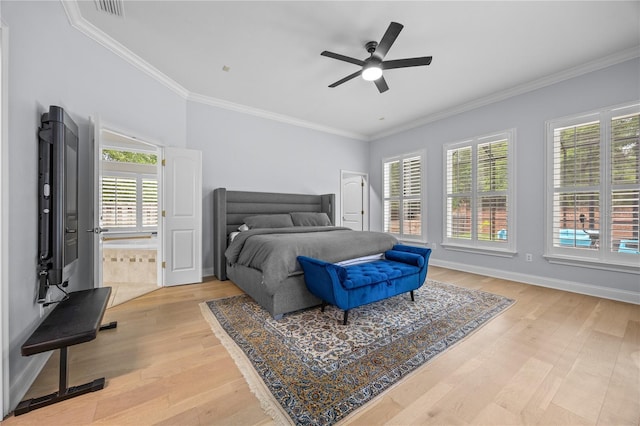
[72,1,640,140]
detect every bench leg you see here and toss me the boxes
[14,347,106,416]
[410,290,415,302]
[343,310,349,325]
[320,301,328,313]
[99,321,118,331]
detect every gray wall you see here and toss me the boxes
[186,100,369,276]
[2,0,638,416]
[2,1,186,410]
[1,1,367,411]
[369,58,640,300]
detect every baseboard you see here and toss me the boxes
[430,259,640,305]
[203,267,214,279]
[9,352,51,412]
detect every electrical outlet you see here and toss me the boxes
[526,253,533,262]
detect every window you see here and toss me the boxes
[142,179,158,227]
[383,151,424,241]
[101,174,158,231]
[546,103,639,269]
[444,130,515,254]
[102,176,137,228]
[101,148,158,232]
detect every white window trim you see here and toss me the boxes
[442,129,517,256]
[544,102,640,274]
[382,150,426,243]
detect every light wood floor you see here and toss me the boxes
[4,267,639,425]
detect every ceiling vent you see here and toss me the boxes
[94,0,124,17]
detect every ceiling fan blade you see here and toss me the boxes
[374,76,389,93]
[328,70,362,88]
[321,51,365,67]
[382,56,432,70]
[375,22,403,59]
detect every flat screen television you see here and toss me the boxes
[37,105,79,303]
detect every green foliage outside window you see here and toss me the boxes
[103,149,157,165]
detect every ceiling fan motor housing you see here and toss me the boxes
[366,41,378,55]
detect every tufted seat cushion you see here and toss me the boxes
[341,259,421,290]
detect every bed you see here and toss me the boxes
[213,188,398,318]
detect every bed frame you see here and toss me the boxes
[213,188,335,318]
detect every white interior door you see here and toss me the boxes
[90,117,105,288]
[341,171,369,231]
[163,147,202,286]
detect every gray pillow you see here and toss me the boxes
[244,214,294,229]
[290,212,332,226]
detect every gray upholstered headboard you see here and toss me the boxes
[213,188,335,280]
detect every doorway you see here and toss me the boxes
[341,170,369,231]
[97,129,161,307]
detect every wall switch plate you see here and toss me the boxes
[526,253,533,262]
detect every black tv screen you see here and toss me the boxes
[37,106,79,303]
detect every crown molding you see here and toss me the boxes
[62,1,638,144]
[372,45,640,141]
[62,1,190,98]
[186,92,368,141]
[61,1,368,141]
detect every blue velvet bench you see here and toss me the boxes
[298,245,432,324]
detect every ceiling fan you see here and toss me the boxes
[321,22,433,93]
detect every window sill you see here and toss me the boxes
[397,238,429,246]
[441,243,517,258]
[543,254,640,274]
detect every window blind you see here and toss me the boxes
[551,121,601,248]
[477,140,509,242]
[610,112,639,254]
[142,179,158,227]
[383,153,424,239]
[445,131,513,249]
[102,176,137,228]
[383,160,400,234]
[546,103,639,264]
[402,156,422,237]
[101,175,158,230]
[446,146,472,239]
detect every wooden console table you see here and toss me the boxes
[15,287,116,416]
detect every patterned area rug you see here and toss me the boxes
[200,280,515,425]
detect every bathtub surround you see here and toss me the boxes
[102,249,156,283]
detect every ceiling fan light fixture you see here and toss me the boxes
[362,65,383,81]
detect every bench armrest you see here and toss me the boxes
[384,250,425,267]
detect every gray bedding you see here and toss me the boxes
[225,226,398,289]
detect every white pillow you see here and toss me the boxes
[238,224,249,232]
[229,231,240,242]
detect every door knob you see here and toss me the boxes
[86,227,109,234]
